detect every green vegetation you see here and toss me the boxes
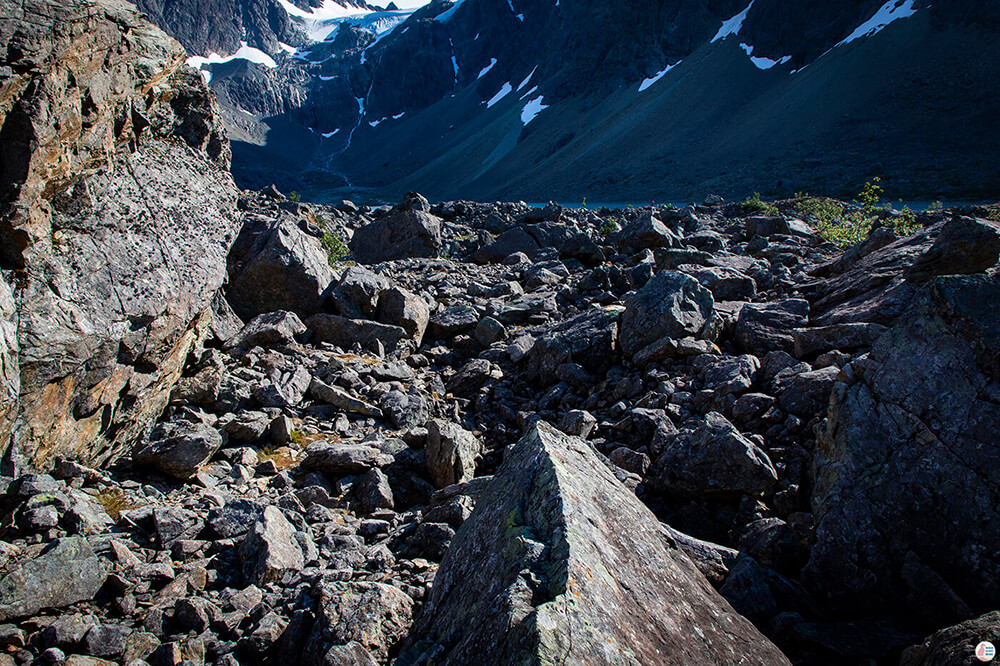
[890,206,919,238]
[791,178,919,249]
[856,176,883,212]
[581,197,587,209]
[927,200,944,211]
[289,429,305,446]
[321,230,349,266]
[313,215,350,266]
[258,444,297,470]
[741,192,779,217]
[598,219,619,236]
[288,191,302,202]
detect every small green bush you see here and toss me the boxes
[288,191,302,202]
[742,192,779,216]
[891,207,919,237]
[856,176,883,213]
[321,231,349,266]
[792,179,920,249]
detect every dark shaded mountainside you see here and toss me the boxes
[137,0,1000,203]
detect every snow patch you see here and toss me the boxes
[517,66,537,91]
[369,118,384,127]
[478,58,497,79]
[277,0,365,21]
[712,1,753,43]
[520,96,548,125]
[739,43,790,70]
[277,42,297,53]
[322,129,341,137]
[519,85,538,100]
[638,61,680,92]
[516,13,524,21]
[393,112,405,119]
[486,82,512,107]
[837,0,917,47]
[317,73,339,80]
[186,41,277,80]
[436,0,466,22]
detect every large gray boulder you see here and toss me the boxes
[397,421,791,665]
[525,307,620,385]
[376,286,430,345]
[473,227,540,264]
[0,537,106,621]
[615,211,683,252]
[651,412,777,499]
[0,0,239,472]
[225,310,305,350]
[306,313,408,356]
[904,216,1000,283]
[620,270,716,360]
[301,442,393,476]
[736,299,810,355]
[350,210,442,264]
[329,266,391,319]
[133,423,224,480]
[226,215,337,321]
[805,275,1000,626]
[306,581,414,662]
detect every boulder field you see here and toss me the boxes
[1,1,999,665]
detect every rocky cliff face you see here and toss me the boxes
[132,0,376,57]
[0,0,240,471]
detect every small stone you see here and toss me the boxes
[425,420,482,489]
[558,410,597,438]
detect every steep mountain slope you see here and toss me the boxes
[155,0,1000,202]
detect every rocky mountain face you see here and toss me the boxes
[0,0,240,471]
[132,0,375,57]
[163,0,1000,202]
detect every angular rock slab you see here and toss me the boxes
[0,537,106,621]
[398,421,790,665]
[238,506,305,586]
[620,270,716,360]
[901,610,1000,666]
[350,209,442,264]
[806,275,1000,624]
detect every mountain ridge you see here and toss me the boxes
[157,0,999,203]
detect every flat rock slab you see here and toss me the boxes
[0,537,106,621]
[397,421,790,665]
